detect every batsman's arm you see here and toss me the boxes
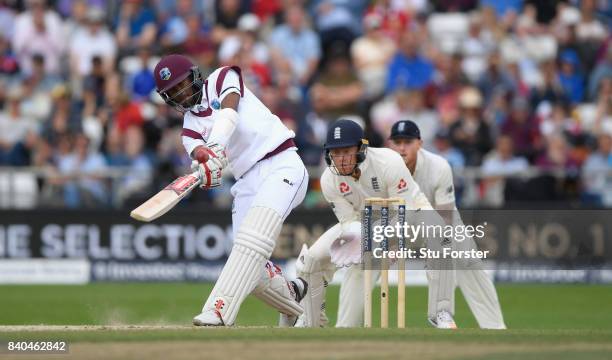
[181,114,207,159]
[207,67,243,146]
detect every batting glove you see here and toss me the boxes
[205,143,228,170]
[192,159,223,189]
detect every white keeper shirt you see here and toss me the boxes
[320,147,434,225]
[411,148,456,207]
[181,65,296,179]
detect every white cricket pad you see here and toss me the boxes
[252,261,303,319]
[295,245,328,327]
[337,264,380,327]
[201,206,282,325]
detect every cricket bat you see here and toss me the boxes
[130,171,201,222]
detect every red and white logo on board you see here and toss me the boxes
[398,179,407,190]
[339,182,350,193]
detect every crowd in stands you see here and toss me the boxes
[0,0,610,208]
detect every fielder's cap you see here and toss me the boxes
[389,120,421,140]
[324,119,364,150]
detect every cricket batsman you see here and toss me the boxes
[296,118,457,328]
[153,54,308,326]
[335,120,506,329]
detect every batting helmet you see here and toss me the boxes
[324,119,369,174]
[154,54,204,113]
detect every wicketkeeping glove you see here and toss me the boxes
[330,221,362,267]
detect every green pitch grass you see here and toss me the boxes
[0,284,611,360]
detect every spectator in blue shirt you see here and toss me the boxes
[385,31,434,94]
[159,0,193,49]
[129,48,155,100]
[269,5,321,86]
[479,0,523,18]
[115,0,157,54]
[558,49,585,104]
[54,133,108,208]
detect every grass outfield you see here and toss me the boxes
[0,284,611,359]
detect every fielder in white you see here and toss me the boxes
[296,119,457,329]
[335,120,506,329]
[153,54,308,326]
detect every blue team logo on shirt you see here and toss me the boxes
[211,99,221,110]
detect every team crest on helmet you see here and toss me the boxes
[334,127,341,139]
[159,67,172,81]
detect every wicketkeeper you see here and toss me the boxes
[295,119,457,328]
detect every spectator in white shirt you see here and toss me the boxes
[12,0,65,76]
[575,0,607,43]
[53,133,108,208]
[482,135,530,176]
[0,88,39,165]
[269,5,321,86]
[582,133,612,206]
[481,135,530,206]
[350,13,395,99]
[69,7,116,78]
